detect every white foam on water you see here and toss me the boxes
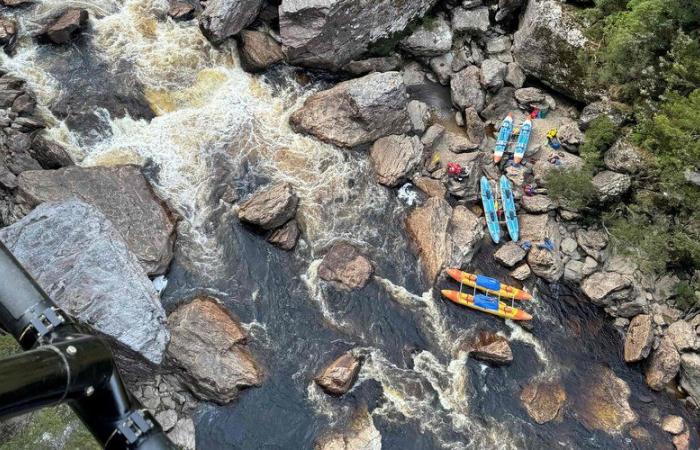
[302,260,354,333]
[152,275,168,294]
[504,321,560,380]
[397,183,418,206]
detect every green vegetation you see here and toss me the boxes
[0,333,19,358]
[545,168,597,210]
[579,116,618,168]
[0,405,99,450]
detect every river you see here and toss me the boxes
[2,1,695,448]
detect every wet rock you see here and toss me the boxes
[407,100,430,133]
[496,0,524,21]
[315,351,362,395]
[167,418,195,450]
[480,87,518,123]
[199,0,262,43]
[429,52,454,85]
[318,242,373,290]
[40,9,89,45]
[679,352,700,404]
[576,366,637,432]
[12,93,36,116]
[604,137,645,174]
[581,271,631,306]
[414,176,446,198]
[464,107,485,146]
[0,17,17,55]
[558,122,583,153]
[592,170,631,202]
[0,200,170,363]
[629,426,651,442]
[661,415,685,435]
[528,246,563,282]
[168,1,198,20]
[579,100,631,130]
[513,0,594,102]
[238,182,298,230]
[673,430,690,450]
[155,410,178,432]
[494,241,527,268]
[645,336,680,391]
[469,332,513,364]
[267,219,300,251]
[480,59,507,92]
[505,62,525,88]
[623,314,653,363]
[575,228,607,260]
[279,0,436,69]
[521,194,554,213]
[315,409,381,450]
[167,297,263,403]
[400,15,452,57]
[451,6,490,35]
[342,55,403,76]
[290,72,410,147]
[666,320,696,352]
[520,380,566,424]
[511,263,531,280]
[239,30,285,72]
[405,198,483,283]
[17,165,176,275]
[451,66,485,112]
[369,134,423,187]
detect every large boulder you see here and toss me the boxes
[315,351,362,395]
[39,8,89,45]
[451,6,490,35]
[468,331,513,364]
[604,137,645,174]
[405,198,483,283]
[16,165,176,275]
[623,314,653,363]
[666,320,696,352]
[290,71,410,147]
[579,100,632,130]
[591,170,631,202]
[520,380,566,424]
[679,352,700,404]
[527,246,563,282]
[318,242,373,290]
[237,182,299,230]
[494,241,527,268]
[480,59,507,92]
[521,194,554,213]
[575,366,637,432]
[645,336,680,391]
[267,219,300,251]
[451,66,485,112]
[581,271,631,306]
[167,297,263,403]
[369,135,423,187]
[199,0,262,44]
[399,15,452,56]
[239,30,285,72]
[575,228,607,261]
[279,0,436,69]
[0,200,169,363]
[512,0,594,102]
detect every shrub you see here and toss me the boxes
[544,168,597,210]
[579,116,618,169]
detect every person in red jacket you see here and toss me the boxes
[447,162,466,181]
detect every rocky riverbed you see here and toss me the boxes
[0,0,697,449]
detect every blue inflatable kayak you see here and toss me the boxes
[480,176,500,243]
[499,175,519,242]
[493,113,513,163]
[514,119,532,164]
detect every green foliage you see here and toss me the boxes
[0,333,19,358]
[544,168,597,210]
[0,405,99,450]
[674,279,699,310]
[579,116,618,168]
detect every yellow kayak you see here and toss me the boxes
[441,290,532,321]
[446,268,533,301]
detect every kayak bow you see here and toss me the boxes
[446,268,533,301]
[494,113,513,163]
[441,290,532,321]
[514,119,532,164]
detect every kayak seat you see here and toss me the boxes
[475,274,500,292]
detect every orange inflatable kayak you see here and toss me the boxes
[446,268,533,301]
[441,290,532,321]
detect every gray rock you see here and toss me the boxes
[560,237,577,255]
[464,107,485,145]
[480,58,507,91]
[318,242,373,290]
[370,134,423,187]
[155,410,178,432]
[400,16,453,56]
[581,271,631,306]
[451,65,485,111]
[513,0,594,102]
[505,62,525,88]
[558,122,583,153]
[680,352,700,405]
[592,170,631,202]
[495,0,524,21]
[407,100,430,133]
[579,100,631,130]
[0,200,170,363]
[199,0,262,43]
[480,87,518,123]
[342,55,403,75]
[17,165,175,275]
[604,137,645,173]
[521,194,554,213]
[315,351,362,395]
[267,219,300,251]
[645,336,680,391]
[494,241,527,267]
[429,52,454,85]
[510,263,531,280]
[167,418,195,450]
[40,8,89,45]
[279,0,436,69]
[528,246,563,282]
[616,297,646,318]
[514,87,555,111]
[239,30,285,72]
[290,71,410,147]
[238,182,299,230]
[451,7,490,35]
[486,36,511,54]
[564,259,584,282]
[666,320,696,352]
[623,314,653,362]
[167,297,263,403]
[576,228,607,260]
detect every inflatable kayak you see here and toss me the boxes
[480,176,500,244]
[441,290,532,320]
[499,175,519,242]
[446,268,533,301]
[514,119,532,164]
[494,113,513,163]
